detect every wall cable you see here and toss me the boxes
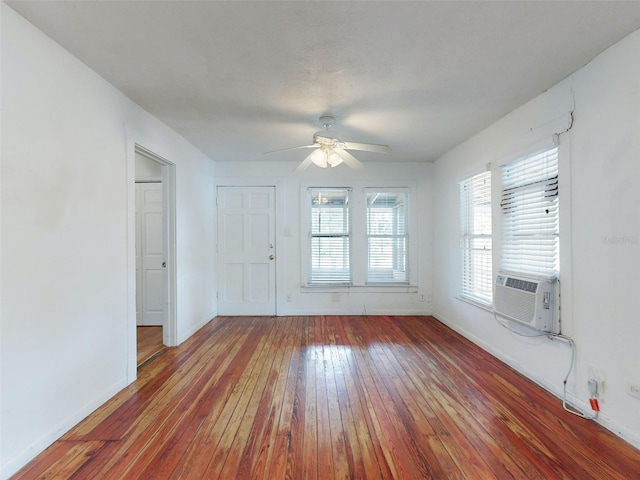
[554,334,598,420]
[492,308,597,420]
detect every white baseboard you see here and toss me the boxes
[177,312,216,345]
[275,308,432,316]
[1,378,128,480]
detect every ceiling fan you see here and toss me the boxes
[264,115,391,171]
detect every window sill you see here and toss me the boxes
[302,285,419,294]
[455,295,493,312]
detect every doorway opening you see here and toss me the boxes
[134,146,176,368]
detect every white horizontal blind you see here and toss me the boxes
[501,147,559,278]
[366,190,408,283]
[308,188,351,285]
[460,171,492,304]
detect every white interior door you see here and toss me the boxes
[135,182,167,326]
[217,186,276,315]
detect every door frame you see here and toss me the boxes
[127,143,177,382]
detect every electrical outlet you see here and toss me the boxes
[588,367,606,384]
[286,294,291,303]
[627,384,640,400]
[419,294,425,302]
[331,293,340,302]
[587,367,606,398]
[588,378,599,397]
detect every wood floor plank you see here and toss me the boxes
[43,441,107,479]
[244,317,304,480]
[8,441,106,480]
[313,317,337,480]
[320,318,350,480]
[11,316,640,480]
[395,318,568,479]
[127,327,256,478]
[332,318,395,480]
[369,335,488,478]
[167,319,273,479]
[214,317,289,479]
[136,326,164,366]
[142,323,259,479]
[281,317,312,480]
[324,320,368,479]
[395,318,614,479]
[376,317,532,479]
[300,317,319,480]
[340,318,427,479]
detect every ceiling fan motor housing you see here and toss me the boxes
[319,115,336,129]
[314,115,340,146]
[313,132,341,147]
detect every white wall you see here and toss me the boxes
[135,152,162,180]
[0,5,217,478]
[433,29,640,448]
[215,160,434,316]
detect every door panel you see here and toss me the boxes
[135,182,167,326]
[217,186,276,315]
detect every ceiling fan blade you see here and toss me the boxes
[295,152,315,172]
[342,141,391,154]
[263,144,317,155]
[334,148,364,170]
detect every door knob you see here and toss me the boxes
[269,255,275,260]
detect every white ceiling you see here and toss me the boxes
[7,1,640,165]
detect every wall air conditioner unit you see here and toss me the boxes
[494,272,558,333]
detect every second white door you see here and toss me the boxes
[217,186,276,315]
[136,182,167,326]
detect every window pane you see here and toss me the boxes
[460,171,492,305]
[308,188,351,285]
[310,237,350,284]
[311,209,347,234]
[366,191,408,283]
[501,147,559,278]
[461,237,493,304]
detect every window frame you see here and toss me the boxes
[459,170,493,306]
[307,187,352,286]
[301,182,417,290]
[365,188,410,285]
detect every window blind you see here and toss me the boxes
[366,191,408,283]
[501,147,559,278]
[308,188,351,285]
[460,171,492,304]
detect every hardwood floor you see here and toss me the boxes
[13,316,640,479]
[137,326,164,366]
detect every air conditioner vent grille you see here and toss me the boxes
[505,277,538,293]
[495,288,536,324]
[494,272,558,333]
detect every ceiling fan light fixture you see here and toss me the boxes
[266,114,390,171]
[327,150,343,167]
[310,148,328,168]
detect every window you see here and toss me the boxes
[304,184,415,288]
[460,171,492,305]
[500,146,559,278]
[366,190,409,283]
[308,188,351,285]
